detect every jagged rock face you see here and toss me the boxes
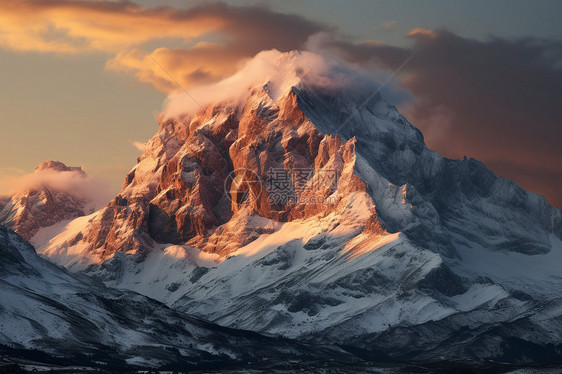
[293,87,562,255]
[38,66,562,271]
[0,161,91,241]
[228,90,367,222]
[51,84,382,262]
[148,109,237,243]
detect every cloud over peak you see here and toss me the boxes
[105,3,328,92]
[162,49,411,118]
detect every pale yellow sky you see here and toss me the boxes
[0,50,163,195]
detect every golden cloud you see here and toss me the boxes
[0,1,225,53]
[0,1,325,92]
[406,28,438,38]
[105,43,248,93]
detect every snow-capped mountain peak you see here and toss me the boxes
[34,160,85,174]
[29,50,562,364]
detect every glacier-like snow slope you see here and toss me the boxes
[35,51,562,364]
[0,225,356,368]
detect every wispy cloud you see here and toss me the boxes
[0,1,326,93]
[105,3,326,92]
[131,140,146,152]
[0,163,112,210]
[374,20,398,32]
[0,0,224,53]
[163,49,411,118]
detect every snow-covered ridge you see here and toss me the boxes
[30,50,562,364]
[0,225,353,367]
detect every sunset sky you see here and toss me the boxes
[0,0,561,208]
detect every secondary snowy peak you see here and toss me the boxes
[34,160,85,174]
[0,160,94,241]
